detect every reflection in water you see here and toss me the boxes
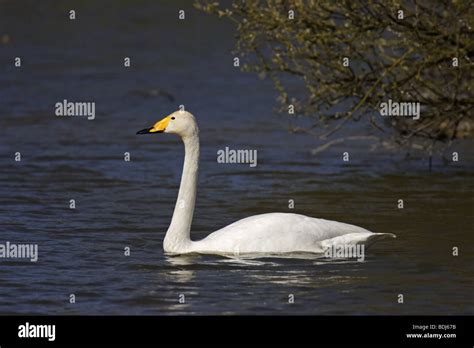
[164,254,197,283]
[249,272,367,287]
[165,254,200,267]
[166,252,371,289]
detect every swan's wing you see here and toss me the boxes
[321,232,397,249]
[192,213,392,254]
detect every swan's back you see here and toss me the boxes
[189,213,390,254]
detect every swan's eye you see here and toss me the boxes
[171,117,175,120]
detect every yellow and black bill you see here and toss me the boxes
[136,115,172,134]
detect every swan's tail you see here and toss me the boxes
[321,232,396,250]
[363,232,397,248]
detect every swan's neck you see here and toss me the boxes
[164,134,199,252]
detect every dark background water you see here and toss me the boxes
[0,0,473,315]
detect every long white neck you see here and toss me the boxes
[163,134,199,252]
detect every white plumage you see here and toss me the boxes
[137,110,395,256]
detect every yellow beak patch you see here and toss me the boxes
[149,115,172,133]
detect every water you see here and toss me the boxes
[0,0,473,315]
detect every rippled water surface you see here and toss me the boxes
[0,1,473,315]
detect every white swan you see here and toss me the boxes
[137,110,395,256]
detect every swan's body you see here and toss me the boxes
[137,111,395,256]
[186,213,392,255]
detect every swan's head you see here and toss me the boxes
[137,110,198,138]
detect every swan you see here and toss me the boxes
[137,110,395,256]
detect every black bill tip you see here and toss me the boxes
[137,128,152,134]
